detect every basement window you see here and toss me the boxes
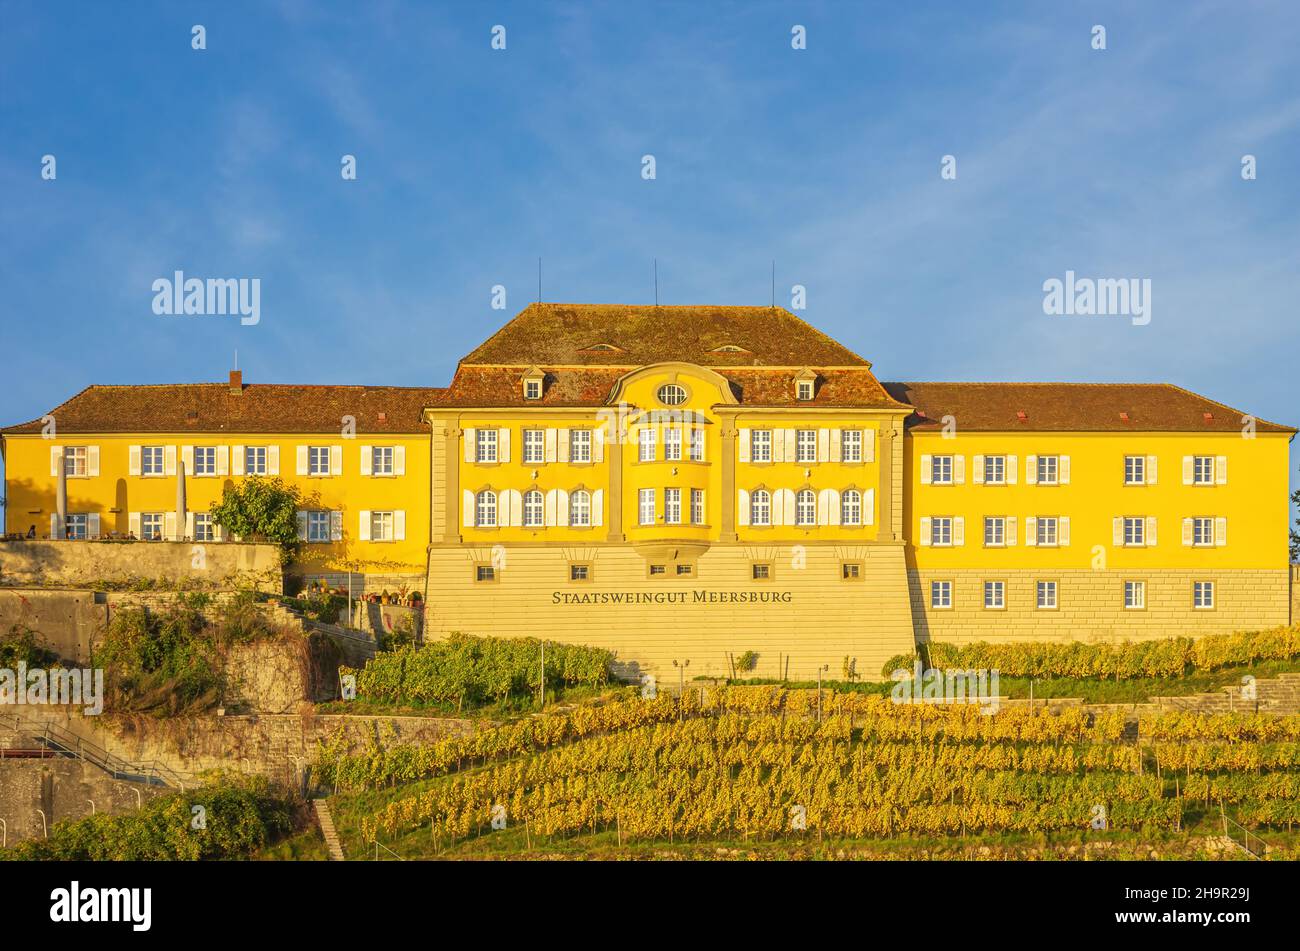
[475,565,496,582]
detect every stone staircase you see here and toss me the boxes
[313,798,346,861]
[1149,673,1300,715]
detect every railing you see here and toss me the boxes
[371,840,405,861]
[1219,803,1276,860]
[0,712,196,789]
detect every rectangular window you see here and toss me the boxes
[841,562,861,581]
[931,517,953,547]
[983,580,1005,609]
[931,580,952,609]
[1123,517,1145,547]
[570,429,592,463]
[523,492,543,527]
[689,428,704,462]
[1124,455,1145,485]
[1036,580,1058,609]
[307,511,330,543]
[1124,580,1146,609]
[1036,516,1058,547]
[984,516,1005,547]
[193,446,217,476]
[570,564,589,582]
[569,492,590,527]
[370,511,394,542]
[841,491,861,526]
[1037,455,1059,485]
[245,446,267,475]
[140,513,164,540]
[1193,580,1215,609]
[649,565,666,576]
[796,429,816,463]
[142,446,165,476]
[676,564,693,576]
[841,430,862,463]
[751,430,772,463]
[475,429,498,464]
[983,455,1005,485]
[638,428,656,462]
[524,379,541,400]
[795,491,815,526]
[476,565,496,582]
[523,429,545,464]
[690,488,704,525]
[1192,517,1214,547]
[639,488,656,525]
[931,455,953,485]
[664,488,681,525]
[63,446,87,477]
[664,428,682,461]
[64,513,88,539]
[797,380,814,401]
[193,513,215,542]
[751,491,771,526]
[476,492,497,528]
[372,446,394,475]
[1192,455,1214,485]
[752,563,771,580]
[309,446,331,475]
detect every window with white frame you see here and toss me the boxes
[664,428,682,461]
[64,513,88,539]
[476,490,497,527]
[370,512,395,541]
[1124,455,1145,485]
[524,379,542,400]
[638,488,656,525]
[751,430,772,463]
[570,429,592,463]
[638,428,656,462]
[1037,580,1058,609]
[1192,455,1214,485]
[1037,455,1059,484]
[63,446,87,477]
[841,489,861,526]
[689,428,704,462]
[193,446,216,476]
[795,489,815,526]
[930,517,953,546]
[1036,516,1058,547]
[308,446,331,475]
[658,384,687,406]
[523,429,545,464]
[142,446,165,476]
[984,516,1005,547]
[931,455,953,485]
[841,430,862,463]
[1192,517,1214,547]
[664,488,681,525]
[796,430,816,463]
[690,488,704,525]
[1193,580,1215,609]
[1123,517,1145,547]
[751,489,771,526]
[570,490,591,526]
[523,490,544,527]
[984,581,1005,609]
[1124,580,1146,609]
[930,580,952,609]
[307,511,330,543]
[796,379,814,401]
[245,446,267,475]
[194,513,215,542]
[140,513,164,540]
[476,429,498,464]
[371,446,394,475]
[983,455,1005,485]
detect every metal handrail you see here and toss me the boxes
[0,712,196,788]
[1219,802,1276,859]
[371,840,405,861]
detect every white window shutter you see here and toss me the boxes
[919,516,931,545]
[214,522,225,541]
[593,426,605,463]
[499,490,516,527]
[557,489,570,526]
[185,512,195,538]
[829,429,842,463]
[330,510,343,542]
[87,446,100,477]
[1059,516,1070,546]
[953,516,965,546]
[394,510,406,541]
[129,445,142,476]
[359,510,372,541]
[330,445,342,476]
[864,488,874,525]
[973,455,984,485]
[826,489,841,526]
[129,512,141,537]
[164,512,177,541]
[50,445,62,477]
[545,489,558,527]
[50,513,59,538]
[1215,455,1227,484]
[1026,455,1038,485]
[863,430,874,463]
[1006,516,1017,546]
[1026,516,1038,547]
[1215,516,1227,547]
[545,429,557,463]
[953,455,966,485]
[232,445,245,476]
[738,489,750,527]
[360,445,373,476]
[463,490,475,528]
[164,445,177,476]
[394,445,406,475]
[267,445,280,475]
[1146,455,1157,484]
[558,429,570,463]
[216,446,229,476]
[772,488,788,525]
[737,429,751,463]
[1060,455,1071,484]
[296,445,309,475]
[182,445,194,473]
[87,513,100,538]
[817,429,829,463]
[920,454,932,485]
[816,489,830,525]
[773,430,786,463]
[1181,517,1193,546]
[1146,516,1158,546]
[592,489,603,526]
[499,428,511,463]
[1113,517,1124,546]
[1182,456,1193,485]
[786,429,798,462]
[1006,454,1018,485]
[297,511,309,541]
[464,428,477,463]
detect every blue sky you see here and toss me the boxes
[2,1,1298,510]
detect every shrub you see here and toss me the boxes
[0,625,60,667]
[209,476,317,564]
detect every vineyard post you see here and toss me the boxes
[539,639,545,711]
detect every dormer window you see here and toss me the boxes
[522,366,545,400]
[796,380,814,401]
[657,383,687,406]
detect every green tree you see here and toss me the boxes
[209,476,315,564]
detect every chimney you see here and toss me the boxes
[229,370,243,394]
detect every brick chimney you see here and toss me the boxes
[229,370,243,394]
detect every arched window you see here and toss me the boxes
[476,490,497,527]
[523,489,543,527]
[570,490,591,526]
[795,489,815,526]
[751,489,771,526]
[841,489,861,526]
[657,383,687,406]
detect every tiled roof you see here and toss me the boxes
[1,383,444,435]
[460,303,871,367]
[883,382,1295,434]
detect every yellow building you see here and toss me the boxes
[2,304,1294,680]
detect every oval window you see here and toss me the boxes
[657,384,687,406]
